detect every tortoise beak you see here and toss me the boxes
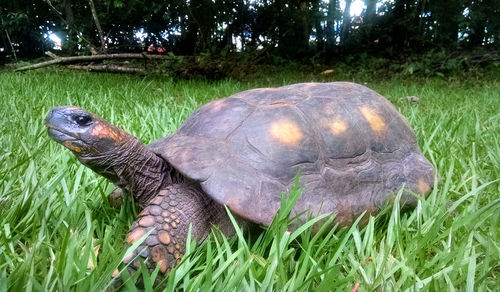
[46,127,77,144]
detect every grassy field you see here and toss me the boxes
[0,69,499,291]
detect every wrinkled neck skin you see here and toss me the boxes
[79,137,178,206]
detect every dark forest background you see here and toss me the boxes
[1,0,499,75]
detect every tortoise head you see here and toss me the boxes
[46,106,170,202]
[45,106,137,184]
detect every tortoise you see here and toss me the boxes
[45,82,435,275]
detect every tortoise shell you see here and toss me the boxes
[148,82,435,227]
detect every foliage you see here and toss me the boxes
[0,69,499,290]
[1,0,499,63]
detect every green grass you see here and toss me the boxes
[0,69,499,291]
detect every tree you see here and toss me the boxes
[325,0,339,54]
[340,0,352,49]
[430,0,464,48]
[1,0,498,63]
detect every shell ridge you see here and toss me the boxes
[224,106,257,141]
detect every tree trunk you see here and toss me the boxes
[365,0,377,23]
[391,0,407,50]
[362,0,378,49]
[432,0,462,48]
[63,0,77,54]
[340,0,352,48]
[5,30,17,61]
[326,0,338,52]
[64,0,74,25]
[468,1,486,48]
[314,0,325,52]
[298,0,310,49]
[88,0,106,53]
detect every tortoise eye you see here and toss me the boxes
[73,114,93,126]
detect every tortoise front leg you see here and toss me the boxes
[122,183,234,275]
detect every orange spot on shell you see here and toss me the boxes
[330,119,347,135]
[126,228,145,244]
[359,106,387,132]
[417,178,431,195]
[270,120,303,145]
[112,269,119,277]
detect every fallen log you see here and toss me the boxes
[14,53,171,72]
[67,64,147,74]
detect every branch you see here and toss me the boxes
[67,64,147,73]
[88,0,106,52]
[14,53,172,72]
[45,51,60,59]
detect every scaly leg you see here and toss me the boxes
[122,182,235,275]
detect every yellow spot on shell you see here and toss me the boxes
[330,119,347,134]
[359,106,387,132]
[417,178,431,195]
[270,120,303,145]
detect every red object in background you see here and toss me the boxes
[352,283,359,292]
[147,45,166,54]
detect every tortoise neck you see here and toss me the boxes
[82,137,178,205]
[114,139,169,204]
